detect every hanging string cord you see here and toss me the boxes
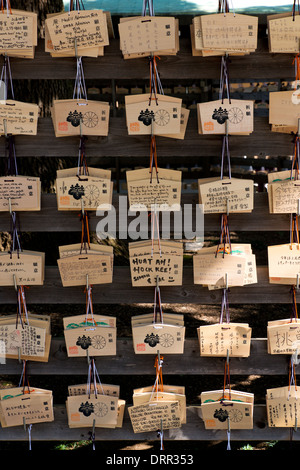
[142,0,154,17]
[150,354,164,401]
[149,134,159,183]
[0,1,12,17]
[28,424,32,450]
[5,135,18,177]
[157,426,164,450]
[288,357,297,399]
[220,129,231,180]
[16,285,29,329]
[216,214,232,257]
[69,0,85,14]
[84,284,98,327]
[290,213,300,247]
[19,360,30,394]
[1,54,14,100]
[77,135,89,177]
[219,55,231,104]
[151,204,161,257]
[291,54,300,180]
[218,0,229,14]
[219,56,232,183]
[293,0,300,20]
[79,208,90,253]
[87,358,105,399]
[222,360,231,402]
[291,134,300,181]
[220,287,230,324]
[1,55,18,177]
[149,55,163,105]
[290,286,298,322]
[153,281,163,323]
[293,53,300,85]
[9,207,22,256]
[73,55,87,101]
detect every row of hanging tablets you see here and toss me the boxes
[1,0,300,446]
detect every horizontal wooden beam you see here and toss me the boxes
[1,116,294,158]
[7,37,296,81]
[0,404,296,442]
[0,266,296,305]
[0,338,293,376]
[0,192,292,232]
